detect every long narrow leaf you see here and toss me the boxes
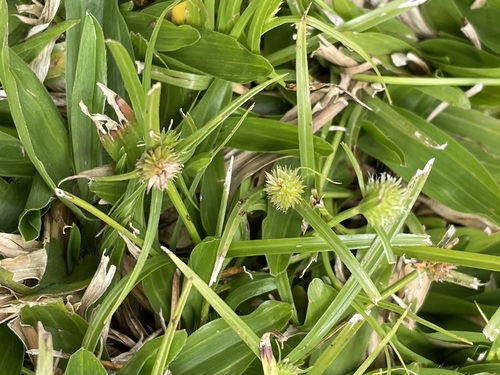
[69,13,106,198]
[164,248,262,357]
[0,2,70,189]
[296,9,315,188]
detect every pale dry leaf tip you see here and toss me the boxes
[78,255,116,316]
[97,83,129,125]
[470,0,487,9]
[398,0,427,9]
[54,188,73,200]
[349,313,365,324]
[209,256,225,286]
[120,233,141,259]
[461,18,481,49]
[16,0,61,38]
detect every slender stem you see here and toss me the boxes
[295,198,382,302]
[164,248,261,357]
[372,224,397,264]
[341,142,366,196]
[307,314,365,375]
[321,252,343,290]
[55,188,143,247]
[82,189,163,351]
[275,272,299,323]
[167,180,202,245]
[210,188,266,286]
[352,74,500,86]
[324,196,379,229]
[151,278,193,375]
[285,159,434,363]
[227,233,431,257]
[353,308,409,375]
[142,0,182,93]
[319,130,344,194]
[215,155,233,237]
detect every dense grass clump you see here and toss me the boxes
[0,1,499,374]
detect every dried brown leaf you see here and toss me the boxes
[15,0,61,38]
[312,35,359,67]
[78,255,116,316]
[0,249,47,282]
[0,233,42,258]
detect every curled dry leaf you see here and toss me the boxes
[390,52,431,76]
[58,164,116,186]
[461,18,481,49]
[0,249,47,282]
[9,317,39,365]
[15,0,61,38]
[226,151,283,200]
[0,233,42,258]
[30,39,56,82]
[0,295,60,325]
[312,35,359,67]
[420,196,500,232]
[78,255,116,317]
[398,7,435,37]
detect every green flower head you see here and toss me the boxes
[277,362,305,375]
[136,132,183,192]
[363,173,406,226]
[264,166,305,212]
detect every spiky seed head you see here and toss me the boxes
[136,145,182,192]
[264,166,305,212]
[363,173,406,227]
[277,362,305,375]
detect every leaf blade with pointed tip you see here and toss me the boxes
[167,28,273,83]
[66,348,107,375]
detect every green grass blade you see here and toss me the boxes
[35,323,54,375]
[295,199,382,302]
[335,0,430,33]
[352,75,500,86]
[296,9,316,189]
[0,30,70,191]
[286,159,434,363]
[308,313,366,375]
[247,0,281,54]
[151,278,192,375]
[167,180,202,245]
[361,96,500,225]
[396,246,500,272]
[144,82,162,143]
[177,74,285,154]
[142,0,182,93]
[12,19,79,58]
[68,13,106,198]
[353,308,410,375]
[106,39,145,126]
[217,0,243,32]
[306,15,390,101]
[82,188,161,351]
[227,233,431,257]
[66,348,107,375]
[163,248,261,357]
[79,254,171,351]
[210,187,267,286]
